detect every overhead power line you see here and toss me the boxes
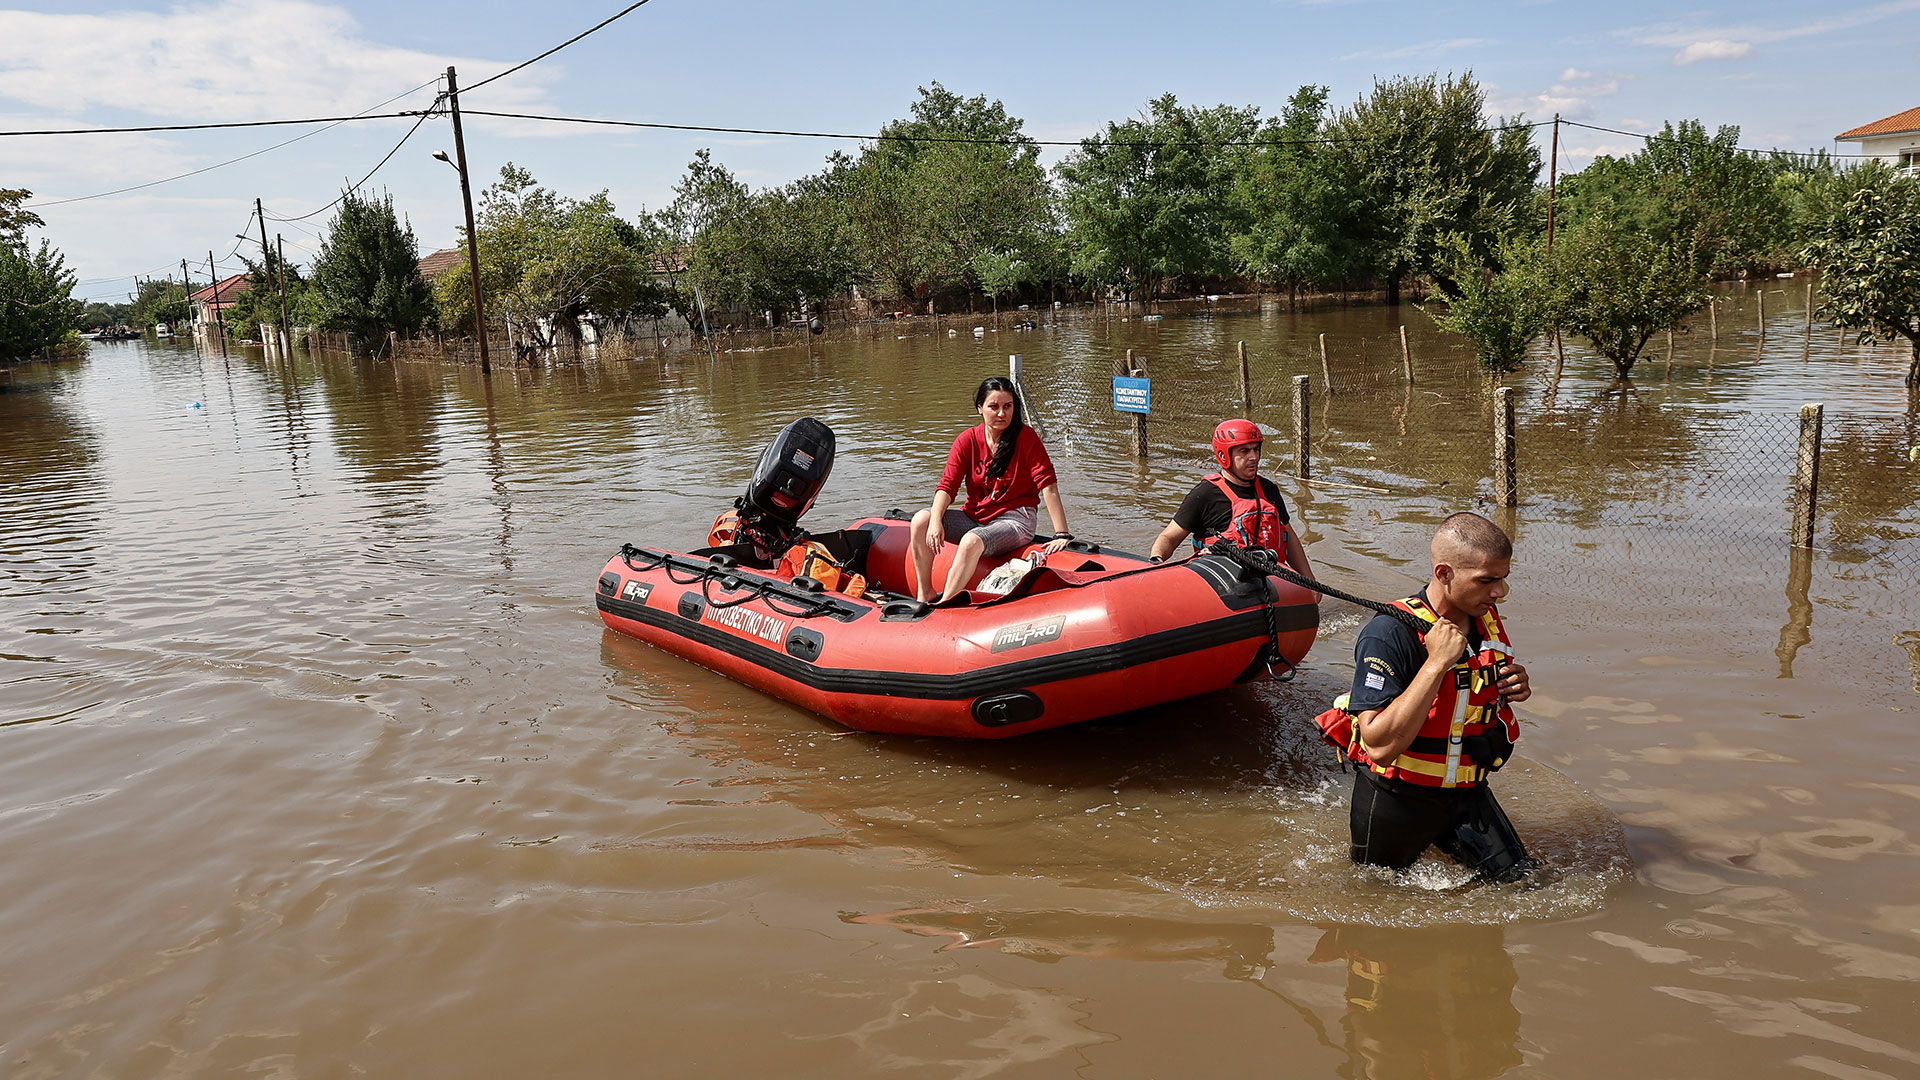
[1557,119,1865,158]
[23,79,442,209]
[264,98,443,222]
[0,111,425,138]
[462,0,657,94]
[456,108,1554,148]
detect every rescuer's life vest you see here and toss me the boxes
[1190,473,1287,554]
[1312,596,1517,788]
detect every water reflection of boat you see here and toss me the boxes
[595,418,1317,738]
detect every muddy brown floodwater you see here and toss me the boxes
[3,289,1917,1078]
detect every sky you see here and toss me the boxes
[4,0,1915,304]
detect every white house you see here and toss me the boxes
[1835,106,1920,174]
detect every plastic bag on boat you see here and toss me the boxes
[975,556,1038,597]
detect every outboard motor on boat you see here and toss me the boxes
[713,417,836,565]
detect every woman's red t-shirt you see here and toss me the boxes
[936,424,1057,522]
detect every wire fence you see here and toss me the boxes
[1014,337,1920,602]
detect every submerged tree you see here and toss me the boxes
[843,83,1055,304]
[1802,169,1920,386]
[1319,72,1540,301]
[0,237,80,360]
[129,277,191,331]
[307,189,436,344]
[1422,232,1551,375]
[438,164,656,348]
[1557,120,1807,279]
[219,248,304,341]
[1553,205,1708,379]
[1232,85,1360,300]
[1057,93,1260,309]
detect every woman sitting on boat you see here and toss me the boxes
[910,376,1073,603]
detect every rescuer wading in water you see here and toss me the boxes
[1315,513,1537,882]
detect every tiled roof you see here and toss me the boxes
[1837,106,1920,141]
[416,248,463,280]
[188,274,253,304]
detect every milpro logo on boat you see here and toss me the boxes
[703,604,789,645]
[621,579,653,604]
[990,616,1066,653]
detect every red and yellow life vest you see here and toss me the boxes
[1191,473,1287,553]
[1313,595,1517,788]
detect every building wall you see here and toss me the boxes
[1852,132,1920,172]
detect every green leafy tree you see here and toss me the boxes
[1,188,45,249]
[130,277,191,330]
[0,239,81,360]
[305,189,435,344]
[1233,85,1360,300]
[652,150,856,327]
[75,300,131,332]
[1801,170,1920,386]
[1319,72,1540,301]
[1557,121,1802,279]
[844,84,1055,303]
[1423,232,1551,374]
[1553,205,1709,379]
[972,249,1030,314]
[1057,93,1261,309]
[219,250,304,341]
[437,164,653,347]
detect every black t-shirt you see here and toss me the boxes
[1173,474,1290,540]
[1347,588,1485,714]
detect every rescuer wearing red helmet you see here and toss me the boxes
[1146,419,1313,581]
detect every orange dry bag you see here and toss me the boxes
[777,540,846,592]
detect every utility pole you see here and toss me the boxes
[255,198,289,355]
[276,235,293,354]
[180,259,197,340]
[208,250,228,358]
[1546,114,1560,249]
[445,66,490,374]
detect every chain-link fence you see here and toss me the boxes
[1016,333,1919,602]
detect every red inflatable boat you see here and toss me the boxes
[594,418,1317,738]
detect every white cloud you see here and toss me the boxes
[1627,0,1920,62]
[0,0,553,122]
[1484,70,1626,122]
[1675,40,1753,64]
[1339,37,1492,61]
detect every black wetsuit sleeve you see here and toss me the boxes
[1171,482,1231,536]
[1348,614,1423,714]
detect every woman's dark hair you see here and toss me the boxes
[974,376,1026,480]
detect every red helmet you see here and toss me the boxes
[1212,419,1263,471]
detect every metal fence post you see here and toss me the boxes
[1319,333,1334,395]
[1400,325,1414,384]
[1115,350,1146,458]
[1292,375,1311,480]
[1238,340,1252,418]
[1791,402,1823,548]
[1494,386,1517,507]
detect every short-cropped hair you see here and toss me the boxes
[1436,512,1512,562]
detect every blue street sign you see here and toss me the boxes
[1113,376,1150,414]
